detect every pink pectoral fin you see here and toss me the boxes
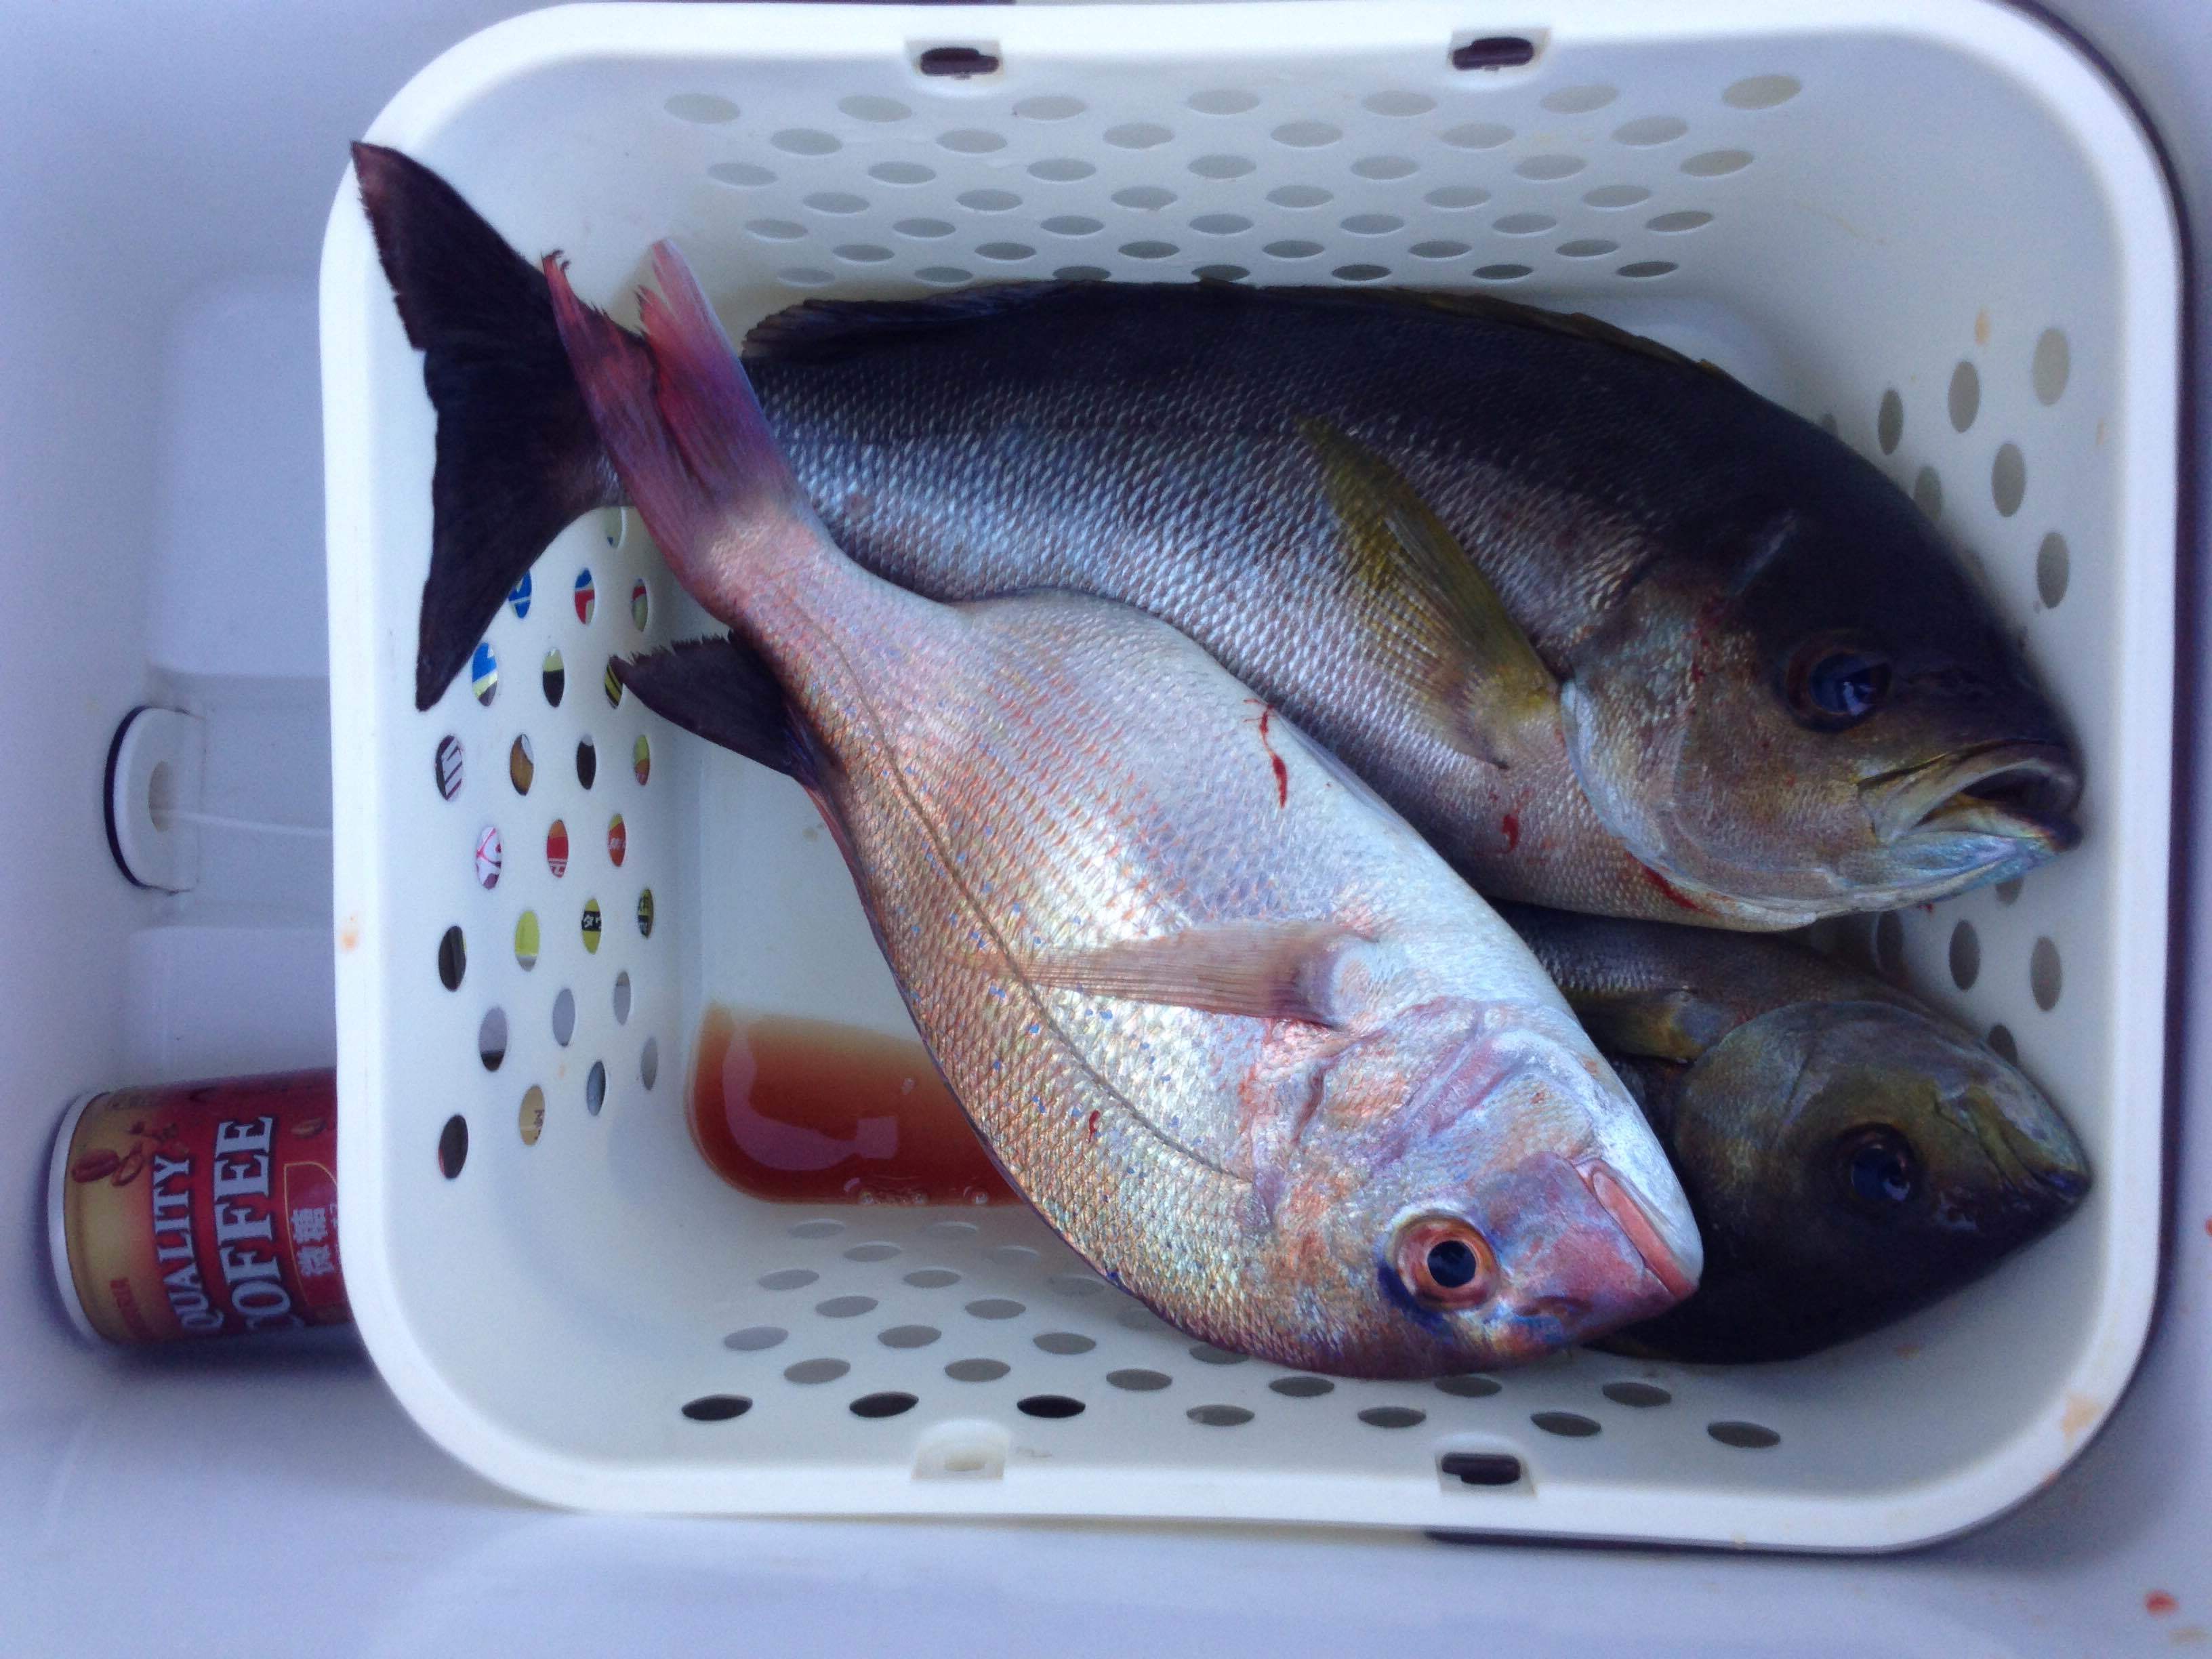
[1013,921,1379,1027]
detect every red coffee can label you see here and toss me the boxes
[49,1071,350,1344]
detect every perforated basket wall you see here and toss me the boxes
[322,0,2178,1546]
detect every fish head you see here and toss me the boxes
[1267,999,1702,1377]
[1655,998,2090,1357]
[1561,501,2079,920]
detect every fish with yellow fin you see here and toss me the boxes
[354,143,2081,931]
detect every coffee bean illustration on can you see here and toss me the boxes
[47,1070,350,1344]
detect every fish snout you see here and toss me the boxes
[1488,1154,1699,1339]
[1860,741,2081,848]
[1579,1160,1703,1303]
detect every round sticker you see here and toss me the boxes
[607,814,627,867]
[542,649,566,708]
[514,910,540,971]
[508,734,535,795]
[470,642,499,706]
[546,819,569,878]
[636,888,655,939]
[435,736,464,800]
[631,579,650,631]
[634,735,651,785]
[574,568,596,626]
[474,825,503,889]
[575,736,597,790]
[508,572,533,620]
[581,899,603,955]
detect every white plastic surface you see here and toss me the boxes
[2,0,2211,1648]
[321,1,2179,1545]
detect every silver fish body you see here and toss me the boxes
[548,243,1700,1377]
[352,145,2081,933]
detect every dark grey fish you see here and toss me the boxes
[352,143,2080,931]
[1502,905,2091,1362]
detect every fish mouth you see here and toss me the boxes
[1578,1160,1702,1303]
[1860,741,2081,851]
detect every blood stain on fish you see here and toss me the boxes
[1501,812,1521,853]
[1256,706,1289,806]
[1087,1109,1101,1140]
[1637,863,1703,914]
[689,1004,1015,1205]
[2148,1592,2179,1616]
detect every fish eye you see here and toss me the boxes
[1837,1126,1919,1210]
[1782,636,1893,731]
[1393,1216,1497,1309]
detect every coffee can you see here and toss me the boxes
[47,1069,350,1343]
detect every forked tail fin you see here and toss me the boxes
[350,142,616,710]
[544,241,825,628]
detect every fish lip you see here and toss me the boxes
[1858,741,2081,848]
[1577,1160,1701,1304]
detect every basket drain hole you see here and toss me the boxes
[1440,1452,1526,1489]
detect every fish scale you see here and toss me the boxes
[542,242,1700,1376]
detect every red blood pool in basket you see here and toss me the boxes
[474,826,503,888]
[688,1005,1015,1205]
[574,568,596,624]
[546,820,569,877]
[608,815,627,866]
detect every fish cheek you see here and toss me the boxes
[1555,574,1706,870]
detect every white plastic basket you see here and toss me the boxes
[321,0,2179,1547]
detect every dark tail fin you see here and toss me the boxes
[545,241,824,621]
[614,637,807,782]
[350,143,617,710]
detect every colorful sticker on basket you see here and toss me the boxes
[542,649,566,708]
[603,661,623,708]
[436,736,464,800]
[514,909,540,970]
[471,642,498,706]
[575,735,597,790]
[636,888,655,939]
[607,814,627,867]
[574,568,596,626]
[546,819,569,878]
[631,579,649,631]
[581,899,603,954]
[634,734,651,785]
[474,825,503,889]
[509,734,535,795]
[508,571,533,620]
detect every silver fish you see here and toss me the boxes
[353,144,2081,934]
[546,241,1701,1378]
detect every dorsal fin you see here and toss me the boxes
[740,277,1736,385]
[741,281,1083,362]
